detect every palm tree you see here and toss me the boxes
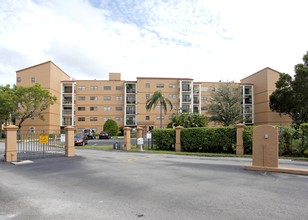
[146,90,173,128]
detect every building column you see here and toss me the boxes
[4,125,18,162]
[123,127,131,151]
[65,126,75,157]
[175,126,183,152]
[236,123,246,155]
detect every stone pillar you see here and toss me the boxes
[65,126,75,157]
[252,125,278,168]
[175,126,183,152]
[4,125,18,162]
[236,123,246,155]
[123,127,131,151]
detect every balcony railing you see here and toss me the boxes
[62,110,72,115]
[63,101,72,105]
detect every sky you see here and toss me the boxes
[1,0,308,86]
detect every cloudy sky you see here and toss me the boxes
[1,0,307,86]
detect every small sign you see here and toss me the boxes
[146,132,152,139]
[40,134,48,144]
[137,138,144,145]
[60,134,66,142]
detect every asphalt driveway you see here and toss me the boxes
[0,143,308,220]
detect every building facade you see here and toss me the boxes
[15,61,291,133]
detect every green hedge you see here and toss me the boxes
[243,126,254,154]
[152,128,175,151]
[181,127,236,153]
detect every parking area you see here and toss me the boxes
[0,143,308,220]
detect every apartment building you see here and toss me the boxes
[15,61,291,133]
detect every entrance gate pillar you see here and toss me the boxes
[123,127,131,151]
[4,125,18,162]
[175,126,183,152]
[65,126,75,157]
[252,125,278,167]
[236,123,246,155]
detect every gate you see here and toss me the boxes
[17,133,65,160]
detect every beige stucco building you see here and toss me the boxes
[15,61,291,133]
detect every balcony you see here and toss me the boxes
[126,89,136,93]
[126,100,136,104]
[63,100,73,105]
[182,98,191,102]
[62,110,73,115]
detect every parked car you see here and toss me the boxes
[84,129,96,139]
[99,131,110,139]
[74,133,88,146]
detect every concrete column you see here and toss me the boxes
[65,126,75,157]
[4,125,18,162]
[123,127,131,151]
[175,126,183,152]
[252,125,278,168]
[236,123,246,155]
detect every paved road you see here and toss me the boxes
[0,143,308,220]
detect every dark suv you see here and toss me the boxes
[84,129,96,139]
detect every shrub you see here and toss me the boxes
[243,126,254,154]
[181,127,236,153]
[103,119,119,136]
[152,128,175,150]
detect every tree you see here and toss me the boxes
[168,113,208,128]
[103,119,119,136]
[270,52,308,127]
[207,82,242,126]
[0,85,17,126]
[145,90,173,128]
[14,84,57,130]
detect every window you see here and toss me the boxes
[104,96,111,101]
[116,86,124,90]
[29,127,35,133]
[104,117,111,122]
[146,83,150,88]
[156,115,164,120]
[116,96,123,101]
[78,96,86,101]
[201,86,209,92]
[90,117,98,121]
[169,83,176,88]
[201,106,208,110]
[156,83,164,88]
[115,117,123,122]
[104,86,111,90]
[77,128,84,132]
[78,86,86,91]
[104,107,111,111]
[115,107,123,111]
[169,94,176,99]
[78,117,85,121]
[17,77,21,83]
[146,116,150,120]
[78,107,85,111]
[146,94,150,99]
[31,77,36,83]
[90,107,98,111]
[90,86,98,90]
[201,97,208,102]
[90,96,98,101]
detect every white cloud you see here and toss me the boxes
[0,0,308,86]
